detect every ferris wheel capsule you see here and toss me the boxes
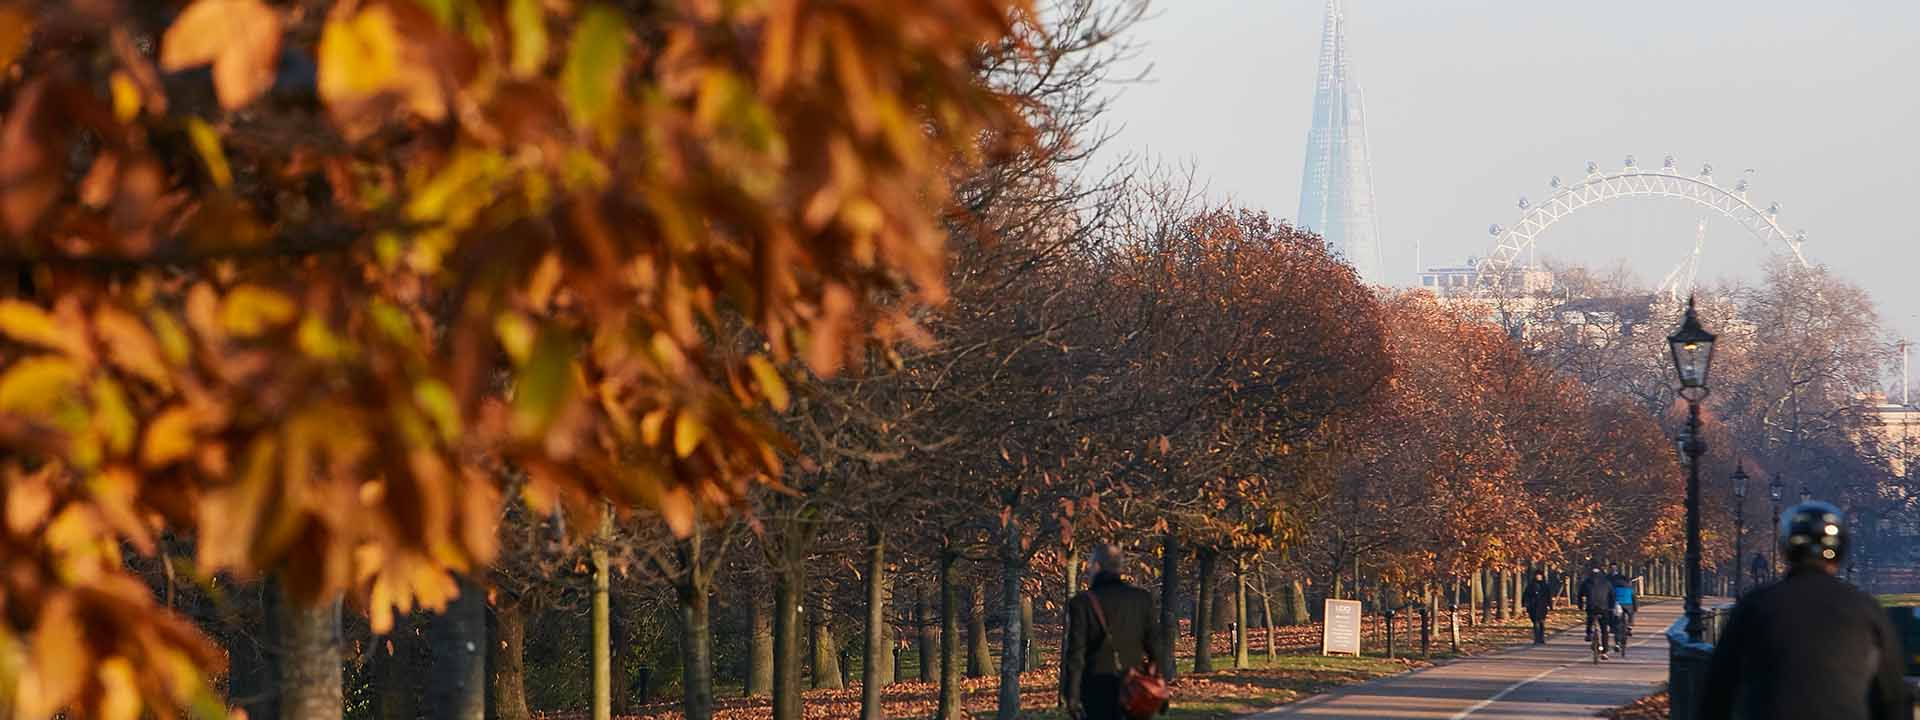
[1701,163,1714,176]
[1735,178,1749,192]
[1489,224,1504,237]
[1518,196,1530,210]
[1624,154,1637,168]
[1550,176,1562,189]
[1769,202,1781,215]
[1663,154,1677,170]
[1587,161,1599,174]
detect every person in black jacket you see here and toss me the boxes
[1576,565,1617,654]
[1701,501,1909,720]
[1062,544,1165,720]
[1521,570,1553,644]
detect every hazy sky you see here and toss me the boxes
[1103,0,1920,338]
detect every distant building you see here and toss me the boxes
[1418,261,1555,296]
[1297,0,1385,284]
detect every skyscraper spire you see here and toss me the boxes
[1298,0,1385,284]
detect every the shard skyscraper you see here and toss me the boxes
[1297,0,1385,284]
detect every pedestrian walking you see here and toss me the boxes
[1061,544,1167,720]
[1521,570,1553,644]
[1749,552,1769,587]
[1701,502,1909,720]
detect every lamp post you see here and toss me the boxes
[1732,465,1749,596]
[1668,296,1717,643]
[1800,485,1812,504]
[1767,476,1784,580]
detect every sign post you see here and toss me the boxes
[1322,598,1362,656]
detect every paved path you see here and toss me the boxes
[1257,601,1684,719]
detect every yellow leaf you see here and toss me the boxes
[220,285,298,337]
[93,306,170,390]
[0,299,88,357]
[747,354,790,411]
[494,312,535,363]
[141,407,196,469]
[109,71,142,122]
[639,408,668,446]
[507,0,548,78]
[414,380,462,442]
[560,5,628,135]
[511,330,574,437]
[90,378,136,456]
[672,410,706,458]
[0,5,32,71]
[0,356,83,419]
[317,4,444,130]
[18,596,88,717]
[185,117,233,189]
[159,0,283,109]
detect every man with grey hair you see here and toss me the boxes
[1061,543,1165,720]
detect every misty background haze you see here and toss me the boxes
[1104,0,1920,341]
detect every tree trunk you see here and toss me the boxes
[1194,547,1217,674]
[773,563,806,720]
[1234,562,1250,669]
[1469,569,1483,625]
[811,599,844,689]
[1159,533,1179,683]
[861,525,888,720]
[1020,595,1036,671]
[1258,572,1277,661]
[937,549,962,720]
[1508,569,1521,619]
[428,578,486,720]
[749,596,775,696]
[280,595,342,720]
[679,548,714,720]
[589,537,612,720]
[1066,544,1083,599]
[996,537,1025,720]
[1492,568,1507,621]
[490,597,532,720]
[966,585,995,678]
[1289,578,1309,625]
[917,589,936,684]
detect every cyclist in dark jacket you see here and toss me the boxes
[1062,544,1165,720]
[1701,502,1909,720]
[1576,565,1617,656]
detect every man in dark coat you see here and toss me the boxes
[1576,565,1616,654]
[1521,570,1553,644]
[1702,502,1909,720]
[1062,544,1165,720]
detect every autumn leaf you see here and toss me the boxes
[560,5,628,135]
[159,0,284,110]
[140,408,197,469]
[0,300,90,359]
[0,4,30,72]
[747,355,790,411]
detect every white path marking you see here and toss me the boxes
[1446,664,1567,720]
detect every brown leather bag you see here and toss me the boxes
[1086,592,1170,719]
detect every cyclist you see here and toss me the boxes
[1609,565,1636,642]
[1576,565,1616,658]
[1700,502,1909,720]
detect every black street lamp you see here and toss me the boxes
[1767,475,1784,579]
[1732,465,1749,595]
[1668,296,1717,643]
[1800,485,1812,504]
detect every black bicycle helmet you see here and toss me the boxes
[1779,501,1848,564]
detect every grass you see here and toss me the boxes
[1880,594,1920,606]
